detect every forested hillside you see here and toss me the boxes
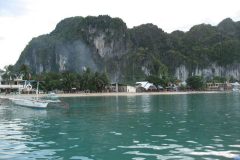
[15,16,240,82]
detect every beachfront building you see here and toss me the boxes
[206,82,231,91]
[165,84,178,91]
[109,83,136,93]
[120,85,136,93]
[0,72,32,93]
[136,81,157,92]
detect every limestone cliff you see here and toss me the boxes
[16,16,129,78]
[175,64,240,81]
[15,16,240,82]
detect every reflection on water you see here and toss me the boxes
[0,93,240,159]
[0,103,49,159]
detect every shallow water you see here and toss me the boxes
[0,93,240,160]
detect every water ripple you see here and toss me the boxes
[124,151,194,160]
[151,135,167,138]
[189,150,239,159]
[110,131,122,136]
[119,143,182,150]
[70,156,94,160]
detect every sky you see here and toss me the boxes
[1,0,240,70]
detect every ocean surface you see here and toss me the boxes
[0,93,240,160]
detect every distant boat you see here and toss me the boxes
[42,92,60,102]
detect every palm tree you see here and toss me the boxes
[61,72,77,93]
[19,64,31,80]
[3,65,16,93]
[3,65,16,81]
[82,68,92,92]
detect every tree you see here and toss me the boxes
[2,65,16,93]
[61,72,77,92]
[186,76,205,90]
[19,64,31,80]
[92,72,109,92]
[146,75,161,87]
[3,65,16,82]
[82,68,93,91]
[146,75,171,88]
[75,73,83,91]
[208,76,226,83]
[41,72,62,92]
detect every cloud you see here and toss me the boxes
[0,0,29,17]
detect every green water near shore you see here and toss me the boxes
[0,93,240,159]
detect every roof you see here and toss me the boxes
[136,81,157,90]
[231,82,240,86]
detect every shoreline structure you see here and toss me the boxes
[0,91,231,99]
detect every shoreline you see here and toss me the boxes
[56,91,229,97]
[0,91,231,99]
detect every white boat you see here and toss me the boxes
[8,82,62,108]
[42,93,60,102]
[9,97,49,108]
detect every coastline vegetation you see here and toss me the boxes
[3,65,109,93]
[2,64,236,93]
[35,69,109,93]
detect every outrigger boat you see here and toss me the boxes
[8,81,61,109]
[9,97,49,108]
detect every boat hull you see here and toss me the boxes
[10,98,49,108]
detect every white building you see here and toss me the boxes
[120,85,136,93]
[110,83,136,93]
[0,72,31,93]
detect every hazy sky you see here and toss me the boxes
[1,0,240,69]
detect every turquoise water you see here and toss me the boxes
[0,93,240,160]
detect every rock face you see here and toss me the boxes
[15,16,240,82]
[16,16,129,76]
[175,64,240,81]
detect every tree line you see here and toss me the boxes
[2,65,109,93]
[3,64,236,92]
[145,74,235,91]
[36,68,109,93]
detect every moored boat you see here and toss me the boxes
[9,97,49,108]
[42,93,60,102]
[8,82,63,108]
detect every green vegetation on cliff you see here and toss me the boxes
[15,15,240,83]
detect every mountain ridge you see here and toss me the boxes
[15,16,240,82]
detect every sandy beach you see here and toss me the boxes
[0,91,229,99]
[56,91,229,97]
